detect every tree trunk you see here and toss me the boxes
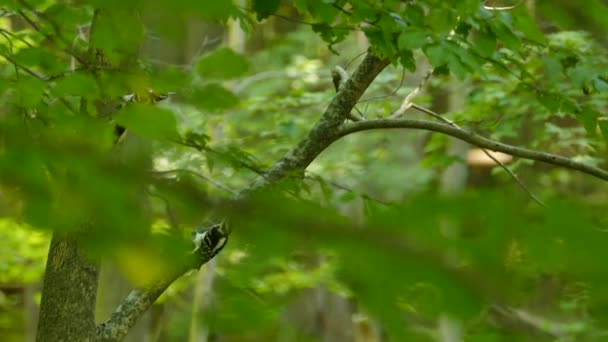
[36,8,143,341]
[36,234,100,341]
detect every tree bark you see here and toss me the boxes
[36,8,143,341]
[36,233,100,341]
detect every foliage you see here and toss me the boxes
[0,0,608,341]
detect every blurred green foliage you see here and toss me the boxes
[0,0,608,341]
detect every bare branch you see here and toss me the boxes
[408,105,545,207]
[96,256,204,341]
[335,119,608,182]
[479,148,546,207]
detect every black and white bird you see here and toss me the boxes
[191,221,229,261]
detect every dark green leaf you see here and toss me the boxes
[252,0,280,21]
[512,5,547,45]
[399,50,416,72]
[490,19,521,51]
[579,107,601,136]
[474,27,496,58]
[536,91,560,112]
[404,4,425,26]
[598,118,608,146]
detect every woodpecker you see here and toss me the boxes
[191,221,229,261]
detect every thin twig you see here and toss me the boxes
[358,67,407,103]
[483,0,523,11]
[412,104,458,126]
[150,169,239,196]
[389,69,433,119]
[0,52,46,79]
[17,4,89,66]
[408,104,546,207]
[305,171,398,207]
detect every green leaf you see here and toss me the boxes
[53,72,98,97]
[399,50,416,72]
[404,3,425,26]
[512,5,547,45]
[425,7,457,34]
[196,48,249,80]
[542,56,562,82]
[398,27,427,50]
[598,118,608,145]
[17,76,46,109]
[90,9,144,65]
[579,106,601,136]
[490,19,521,51]
[423,43,450,68]
[12,46,64,74]
[445,41,479,71]
[536,91,560,112]
[150,67,190,94]
[474,27,496,58]
[252,0,280,21]
[189,1,241,21]
[115,104,178,140]
[188,84,239,112]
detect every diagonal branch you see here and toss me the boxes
[96,51,389,342]
[245,52,389,192]
[334,119,608,182]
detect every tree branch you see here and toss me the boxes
[95,254,206,341]
[95,51,389,341]
[335,119,608,182]
[245,52,389,193]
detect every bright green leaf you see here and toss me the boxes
[16,76,46,109]
[53,72,98,97]
[115,104,178,140]
[196,48,249,80]
[424,43,450,68]
[188,84,239,112]
[398,28,427,50]
[90,9,144,65]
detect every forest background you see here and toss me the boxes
[1,0,608,341]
